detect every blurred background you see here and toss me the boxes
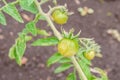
[0,0,120,80]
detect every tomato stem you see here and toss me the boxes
[34,0,62,40]
[71,56,88,80]
[34,0,88,80]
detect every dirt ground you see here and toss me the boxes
[0,0,120,80]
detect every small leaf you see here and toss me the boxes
[94,68,108,80]
[15,38,26,65]
[8,45,16,59]
[19,0,38,14]
[0,12,6,25]
[47,52,63,67]
[66,72,76,80]
[25,36,32,41]
[78,59,92,80]
[58,58,71,63]
[27,0,34,5]
[26,21,37,36]
[32,37,59,46]
[54,64,72,73]
[3,4,23,23]
[37,29,49,36]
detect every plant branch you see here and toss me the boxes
[71,56,88,80]
[34,0,88,80]
[34,0,62,40]
[2,0,7,5]
[0,0,19,11]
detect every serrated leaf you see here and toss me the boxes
[26,21,37,36]
[3,4,23,23]
[32,37,59,46]
[78,59,92,80]
[8,45,16,59]
[19,0,38,14]
[0,12,6,25]
[15,38,26,65]
[66,72,76,80]
[54,64,72,73]
[37,29,49,36]
[25,36,32,41]
[94,68,108,80]
[27,0,34,5]
[58,58,71,63]
[47,52,63,67]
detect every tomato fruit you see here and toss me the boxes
[58,38,79,57]
[52,9,68,25]
[84,51,95,60]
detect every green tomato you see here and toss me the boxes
[58,38,79,57]
[84,51,95,60]
[52,9,68,25]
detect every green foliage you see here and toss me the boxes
[3,4,23,23]
[9,45,16,59]
[0,12,6,25]
[26,21,37,36]
[9,36,26,65]
[19,0,38,14]
[27,0,35,6]
[32,37,59,46]
[54,63,73,73]
[66,72,76,80]
[47,52,63,67]
[78,58,92,80]
[58,58,71,63]
[37,29,49,36]
[0,0,108,80]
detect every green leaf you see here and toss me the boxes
[15,38,26,65]
[0,12,6,25]
[26,21,37,36]
[25,36,32,41]
[37,29,49,36]
[27,0,34,5]
[3,4,23,23]
[66,72,76,80]
[94,68,108,80]
[58,58,71,63]
[47,52,63,67]
[54,63,72,73]
[78,59,92,80]
[38,14,46,20]
[8,45,16,59]
[32,37,59,46]
[9,37,26,65]
[19,0,38,14]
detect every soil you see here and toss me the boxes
[0,0,120,80]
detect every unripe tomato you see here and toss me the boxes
[52,9,68,25]
[84,51,95,60]
[58,38,79,57]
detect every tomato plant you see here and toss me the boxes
[0,0,108,80]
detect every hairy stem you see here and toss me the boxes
[34,0,88,80]
[2,0,7,5]
[71,56,88,80]
[34,0,62,40]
